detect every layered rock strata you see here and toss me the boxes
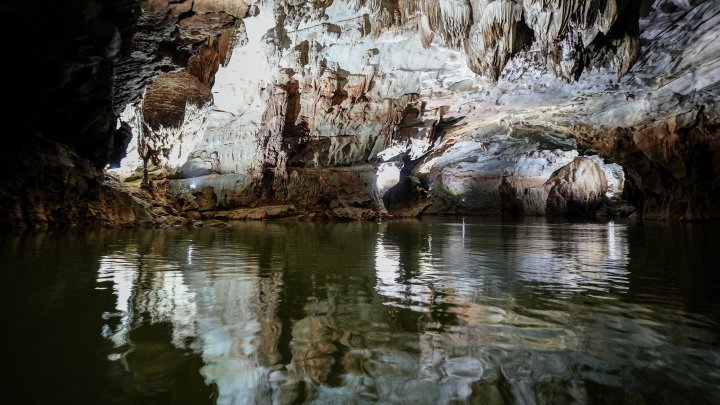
[147,0,651,221]
[3,0,719,227]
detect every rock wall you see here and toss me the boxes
[2,0,718,227]
[0,136,170,228]
[113,0,244,110]
[1,0,139,228]
[558,0,720,220]
[392,126,625,217]
[146,0,649,220]
[0,0,242,228]
[574,109,720,221]
[154,0,717,221]
[169,165,386,220]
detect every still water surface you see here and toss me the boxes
[1,218,719,404]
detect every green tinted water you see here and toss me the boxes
[1,218,719,404]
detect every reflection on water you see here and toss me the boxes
[2,218,720,404]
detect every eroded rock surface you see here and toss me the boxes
[0,137,185,228]
[3,0,719,227]
[113,0,243,110]
[545,157,608,217]
[575,109,720,221]
[127,0,715,222]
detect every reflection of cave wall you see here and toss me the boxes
[5,220,719,402]
[92,220,718,403]
[0,215,699,402]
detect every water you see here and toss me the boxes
[1,217,719,404]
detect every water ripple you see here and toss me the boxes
[2,218,719,404]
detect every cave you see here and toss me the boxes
[1,0,719,403]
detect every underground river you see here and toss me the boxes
[1,217,719,404]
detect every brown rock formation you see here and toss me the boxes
[113,0,242,110]
[0,136,184,228]
[3,0,719,227]
[187,27,240,87]
[143,72,213,130]
[575,109,720,221]
[464,1,532,81]
[545,157,608,217]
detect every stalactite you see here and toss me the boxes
[439,0,471,48]
[522,0,635,81]
[533,0,621,45]
[465,0,527,80]
[419,0,471,48]
[399,0,420,20]
[422,0,443,34]
[366,0,381,14]
[614,33,639,78]
[418,13,434,48]
[549,29,585,82]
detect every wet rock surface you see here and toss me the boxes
[0,137,185,229]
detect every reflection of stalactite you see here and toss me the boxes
[290,313,339,387]
[122,322,217,400]
[257,272,284,368]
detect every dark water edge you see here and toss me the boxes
[1,217,719,404]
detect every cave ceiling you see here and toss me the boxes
[2,0,718,227]
[119,0,718,158]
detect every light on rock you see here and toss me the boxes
[376,163,400,192]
